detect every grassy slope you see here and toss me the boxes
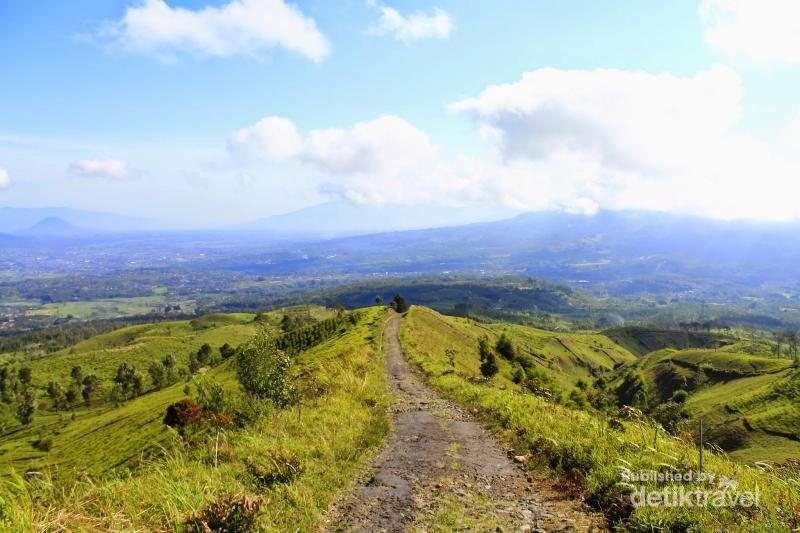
[626,342,800,462]
[485,322,636,390]
[0,308,338,478]
[399,306,800,532]
[0,315,260,477]
[1,307,390,531]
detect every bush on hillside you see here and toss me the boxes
[245,448,304,489]
[236,330,295,408]
[480,352,499,379]
[185,493,263,533]
[671,389,689,404]
[390,293,408,313]
[163,399,205,435]
[495,333,516,360]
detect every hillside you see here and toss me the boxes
[398,307,800,531]
[0,306,391,530]
[611,337,800,462]
[0,306,796,529]
[0,307,338,478]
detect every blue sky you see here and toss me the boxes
[2,0,800,227]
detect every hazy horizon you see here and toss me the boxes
[3,1,800,227]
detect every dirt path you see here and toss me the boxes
[327,316,604,532]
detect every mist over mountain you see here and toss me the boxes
[22,217,83,236]
[0,207,151,234]
[245,201,520,238]
[220,209,800,295]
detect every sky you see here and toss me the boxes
[1,0,800,228]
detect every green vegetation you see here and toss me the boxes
[0,307,390,530]
[1,298,798,529]
[613,338,800,462]
[0,309,320,477]
[399,306,800,531]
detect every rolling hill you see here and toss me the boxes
[0,305,797,530]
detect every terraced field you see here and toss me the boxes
[0,307,337,479]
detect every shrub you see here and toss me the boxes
[480,353,499,379]
[389,293,408,313]
[671,389,689,404]
[163,399,205,435]
[33,437,52,452]
[650,401,692,434]
[219,343,236,359]
[245,449,304,489]
[235,330,295,408]
[15,389,37,425]
[495,333,516,360]
[185,493,263,533]
[511,363,526,384]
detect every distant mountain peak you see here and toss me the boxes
[26,216,82,235]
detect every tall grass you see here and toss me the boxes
[400,306,800,532]
[0,308,390,531]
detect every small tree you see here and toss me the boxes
[495,334,516,360]
[390,293,408,313]
[188,353,202,374]
[236,329,294,408]
[66,383,81,405]
[375,295,383,305]
[46,381,67,410]
[18,367,32,386]
[81,374,99,405]
[195,378,234,466]
[219,343,236,360]
[478,337,493,362]
[113,362,144,401]
[70,366,83,383]
[15,389,37,425]
[148,361,168,390]
[197,343,214,365]
[480,352,499,379]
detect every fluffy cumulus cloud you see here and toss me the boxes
[368,4,452,44]
[70,159,131,180]
[451,65,800,220]
[105,0,330,62]
[0,167,10,189]
[229,114,461,204]
[230,65,800,220]
[700,0,800,64]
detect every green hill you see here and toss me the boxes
[604,326,732,357]
[398,306,800,531]
[611,337,800,462]
[0,307,341,479]
[0,305,798,531]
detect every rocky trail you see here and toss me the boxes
[327,315,605,532]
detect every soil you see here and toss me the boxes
[327,315,606,532]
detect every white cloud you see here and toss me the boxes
[230,115,445,204]
[228,65,800,220]
[700,0,800,64]
[229,116,303,160]
[302,115,437,175]
[0,167,10,189]
[452,65,800,221]
[70,159,131,180]
[105,0,330,62]
[368,5,451,44]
